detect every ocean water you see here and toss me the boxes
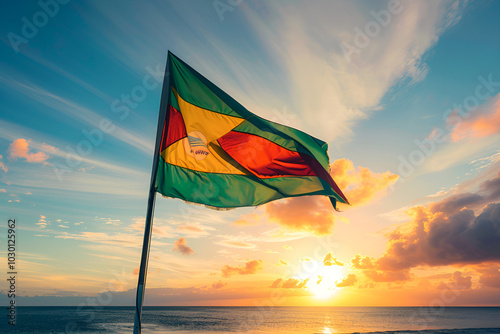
[3,306,500,334]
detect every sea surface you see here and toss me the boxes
[3,306,500,334]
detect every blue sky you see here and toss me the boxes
[1,0,500,308]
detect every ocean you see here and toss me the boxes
[3,306,500,333]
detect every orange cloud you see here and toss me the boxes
[281,277,309,289]
[449,95,500,142]
[172,237,194,255]
[448,271,472,290]
[353,172,500,283]
[265,196,336,235]
[330,158,399,206]
[270,278,282,288]
[336,274,357,287]
[8,138,49,163]
[323,252,344,266]
[351,255,376,269]
[364,269,411,282]
[211,280,227,289]
[221,260,263,278]
[479,266,500,289]
[236,159,398,236]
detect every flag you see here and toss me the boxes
[155,52,349,210]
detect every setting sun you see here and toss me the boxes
[299,261,345,299]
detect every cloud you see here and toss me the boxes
[0,189,6,193]
[214,234,257,249]
[263,158,398,235]
[221,260,263,278]
[54,231,148,248]
[129,217,176,239]
[450,94,500,142]
[283,245,293,250]
[176,224,215,237]
[479,267,500,289]
[330,158,399,206]
[354,173,500,283]
[277,260,289,266]
[231,159,397,238]
[0,154,7,173]
[421,96,500,175]
[243,1,468,142]
[37,215,48,228]
[378,202,500,271]
[270,278,282,288]
[281,278,309,289]
[449,271,472,290]
[336,274,357,287]
[232,212,263,226]
[211,281,227,290]
[265,196,336,235]
[133,267,139,275]
[105,219,121,226]
[351,255,376,269]
[172,237,194,255]
[8,138,50,163]
[41,143,59,154]
[363,269,411,282]
[323,252,344,266]
[0,75,153,154]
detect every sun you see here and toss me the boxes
[303,262,345,299]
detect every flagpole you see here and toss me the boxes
[133,53,170,334]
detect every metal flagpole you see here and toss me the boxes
[133,52,171,334]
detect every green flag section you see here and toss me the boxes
[155,51,349,210]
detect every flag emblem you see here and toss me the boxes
[184,131,210,160]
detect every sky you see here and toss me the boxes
[1,0,500,309]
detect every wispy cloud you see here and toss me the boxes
[221,259,263,278]
[242,1,469,141]
[0,73,153,154]
[0,154,7,173]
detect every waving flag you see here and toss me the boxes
[134,51,349,333]
[155,52,349,209]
